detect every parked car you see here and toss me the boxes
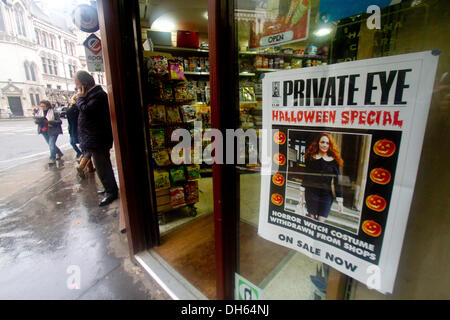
[55,106,68,118]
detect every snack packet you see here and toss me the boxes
[154,169,170,190]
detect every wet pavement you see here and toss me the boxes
[0,148,170,300]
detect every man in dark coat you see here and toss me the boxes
[74,70,118,206]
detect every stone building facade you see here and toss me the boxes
[0,0,105,118]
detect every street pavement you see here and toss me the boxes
[0,118,71,172]
[0,130,170,299]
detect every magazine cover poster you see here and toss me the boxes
[258,51,439,294]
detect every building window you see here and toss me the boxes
[47,84,51,89]
[42,57,47,73]
[53,60,58,75]
[70,43,76,56]
[30,93,36,106]
[24,62,30,80]
[50,34,55,49]
[30,64,36,81]
[69,65,75,78]
[48,59,53,74]
[64,40,68,54]
[15,8,26,36]
[42,32,48,47]
[35,29,40,44]
[57,85,61,90]
[0,6,6,31]
[35,94,40,105]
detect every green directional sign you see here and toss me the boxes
[235,273,261,300]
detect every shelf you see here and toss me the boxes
[239,51,327,60]
[153,45,209,53]
[255,68,280,72]
[239,101,258,105]
[184,71,210,76]
[239,72,256,77]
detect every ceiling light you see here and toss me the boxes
[152,17,175,32]
[314,27,332,37]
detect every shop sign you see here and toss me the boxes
[249,0,310,49]
[72,4,100,33]
[319,0,404,23]
[235,273,261,300]
[83,34,104,72]
[258,51,439,294]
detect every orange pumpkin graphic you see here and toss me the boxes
[274,131,286,145]
[273,153,286,166]
[271,193,284,206]
[366,194,387,212]
[370,168,391,185]
[373,139,396,157]
[362,220,382,237]
[272,173,285,186]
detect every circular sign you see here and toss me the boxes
[72,4,99,33]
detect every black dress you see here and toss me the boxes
[302,157,343,218]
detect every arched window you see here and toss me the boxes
[35,29,40,44]
[41,57,47,73]
[53,59,58,75]
[0,5,6,31]
[30,64,36,81]
[24,62,30,80]
[15,7,26,36]
[42,32,48,47]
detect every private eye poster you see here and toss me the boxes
[258,51,439,294]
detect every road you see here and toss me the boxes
[0,118,72,172]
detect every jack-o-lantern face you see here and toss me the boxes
[273,153,286,166]
[366,194,387,212]
[373,139,396,157]
[362,220,382,237]
[274,131,286,145]
[370,168,391,185]
[271,193,284,206]
[272,173,285,186]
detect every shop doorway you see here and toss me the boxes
[8,96,23,116]
[139,0,217,299]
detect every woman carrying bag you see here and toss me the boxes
[33,100,63,164]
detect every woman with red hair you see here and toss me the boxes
[299,132,344,222]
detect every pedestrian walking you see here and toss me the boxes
[33,100,64,164]
[66,99,83,160]
[73,70,118,206]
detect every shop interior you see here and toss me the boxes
[137,0,444,300]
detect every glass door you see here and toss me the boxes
[233,0,336,300]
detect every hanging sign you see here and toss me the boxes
[319,0,404,23]
[258,51,439,294]
[248,0,310,49]
[72,4,100,33]
[83,34,104,72]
